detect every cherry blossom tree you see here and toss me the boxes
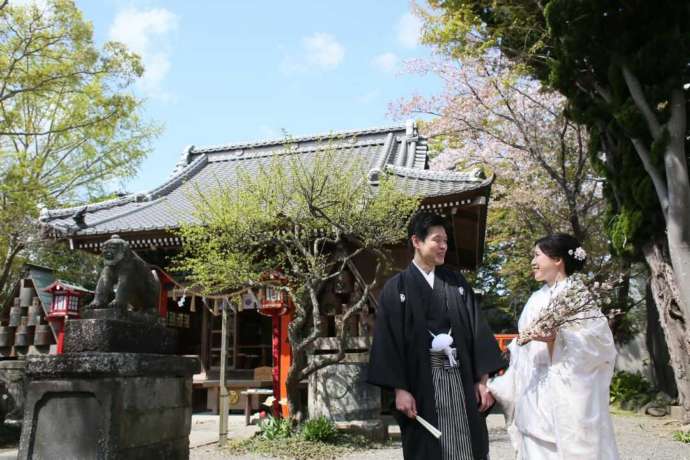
[391,54,629,331]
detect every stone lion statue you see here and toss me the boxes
[89,234,160,314]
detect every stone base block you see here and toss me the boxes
[18,353,200,460]
[0,359,26,427]
[81,307,164,325]
[308,360,380,421]
[64,317,177,354]
[335,419,388,443]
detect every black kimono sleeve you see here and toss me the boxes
[366,276,409,391]
[458,275,506,380]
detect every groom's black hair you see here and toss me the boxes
[407,212,448,249]
[535,233,586,275]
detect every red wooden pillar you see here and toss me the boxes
[271,315,281,417]
[49,320,66,354]
[155,269,173,318]
[279,311,292,418]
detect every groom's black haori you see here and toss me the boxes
[367,216,505,460]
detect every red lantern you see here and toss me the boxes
[256,271,291,317]
[257,284,290,317]
[44,281,91,353]
[45,281,89,319]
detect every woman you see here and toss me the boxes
[489,234,619,459]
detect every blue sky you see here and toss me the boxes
[75,1,440,192]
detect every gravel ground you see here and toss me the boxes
[190,413,690,460]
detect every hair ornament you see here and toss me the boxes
[568,247,587,261]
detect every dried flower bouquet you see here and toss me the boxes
[517,273,608,346]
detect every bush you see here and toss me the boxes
[258,415,293,440]
[300,416,338,443]
[609,371,654,410]
[673,430,690,443]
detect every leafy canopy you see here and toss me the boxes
[421,0,689,258]
[0,0,159,299]
[176,142,420,296]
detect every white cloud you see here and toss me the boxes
[397,12,422,48]
[281,33,345,74]
[108,7,178,99]
[304,33,345,69]
[372,52,399,73]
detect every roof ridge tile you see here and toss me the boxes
[385,165,489,182]
[190,124,406,155]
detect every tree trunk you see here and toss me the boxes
[285,349,307,422]
[607,259,631,341]
[645,281,678,397]
[664,87,690,325]
[643,239,690,423]
[0,242,24,301]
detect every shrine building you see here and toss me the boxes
[38,122,494,413]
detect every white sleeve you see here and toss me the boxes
[552,312,617,373]
[488,338,518,421]
[549,312,619,459]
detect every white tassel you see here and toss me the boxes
[430,328,457,367]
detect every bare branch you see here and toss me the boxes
[621,64,662,139]
[630,137,669,219]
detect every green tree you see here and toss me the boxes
[0,0,159,299]
[421,0,690,421]
[176,144,420,420]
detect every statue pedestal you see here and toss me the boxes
[64,311,177,354]
[308,337,387,442]
[0,359,27,427]
[18,352,199,460]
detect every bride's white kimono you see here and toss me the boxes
[489,279,620,459]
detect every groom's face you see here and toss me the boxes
[412,225,448,267]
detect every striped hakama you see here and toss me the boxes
[430,349,475,460]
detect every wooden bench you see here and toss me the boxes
[240,388,274,426]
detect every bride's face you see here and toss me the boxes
[531,245,564,285]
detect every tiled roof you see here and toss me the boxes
[40,123,492,238]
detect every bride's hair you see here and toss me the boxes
[535,233,586,275]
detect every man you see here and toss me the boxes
[367,212,505,460]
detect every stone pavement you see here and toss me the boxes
[0,411,687,458]
[190,413,690,460]
[190,413,261,449]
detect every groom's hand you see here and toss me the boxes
[395,388,417,419]
[475,374,494,413]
